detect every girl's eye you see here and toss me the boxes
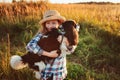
[51,22,54,24]
[46,22,50,24]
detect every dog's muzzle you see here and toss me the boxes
[67,45,77,53]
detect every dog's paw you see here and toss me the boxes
[34,71,41,79]
[34,61,46,71]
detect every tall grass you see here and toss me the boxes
[0,2,120,80]
[49,3,120,35]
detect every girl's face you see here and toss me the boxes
[45,20,59,31]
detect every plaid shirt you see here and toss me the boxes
[26,33,67,80]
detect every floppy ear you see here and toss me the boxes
[70,20,80,32]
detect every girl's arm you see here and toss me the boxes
[26,33,58,58]
[42,50,58,58]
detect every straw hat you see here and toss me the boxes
[39,10,66,25]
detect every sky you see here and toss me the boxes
[50,0,120,3]
[0,0,120,3]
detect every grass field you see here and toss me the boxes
[0,2,120,80]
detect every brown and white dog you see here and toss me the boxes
[10,20,79,79]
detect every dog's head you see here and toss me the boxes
[59,20,79,53]
[63,20,79,45]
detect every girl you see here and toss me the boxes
[26,10,67,80]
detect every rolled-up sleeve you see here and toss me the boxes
[26,33,43,56]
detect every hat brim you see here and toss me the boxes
[39,15,66,25]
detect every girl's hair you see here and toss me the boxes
[37,23,47,34]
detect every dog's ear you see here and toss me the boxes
[66,20,80,32]
[63,20,76,26]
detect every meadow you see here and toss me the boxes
[0,2,120,80]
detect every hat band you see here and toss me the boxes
[45,15,54,18]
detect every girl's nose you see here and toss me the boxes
[50,26,56,29]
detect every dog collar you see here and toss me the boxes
[58,25,66,35]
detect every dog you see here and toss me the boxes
[10,20,80,79]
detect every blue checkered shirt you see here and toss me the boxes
[26,33,67,80]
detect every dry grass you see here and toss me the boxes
[49,4,120,33]
[0,3,120,34]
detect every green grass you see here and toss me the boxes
[0,19,120,80]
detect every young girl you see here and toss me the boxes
[26,10,67,80]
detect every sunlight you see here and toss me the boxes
[0,0,120,3]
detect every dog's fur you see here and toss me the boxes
[10,20,79,79]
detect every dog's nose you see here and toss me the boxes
[67,46,73,51]
[67,45,77,53]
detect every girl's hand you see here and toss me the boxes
[50,50,58,57]
[42,50,58,58]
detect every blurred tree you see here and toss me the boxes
[11,0,50,3]
[12,0,16,3]
[20,0,26,2]
[37,0,50,3]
